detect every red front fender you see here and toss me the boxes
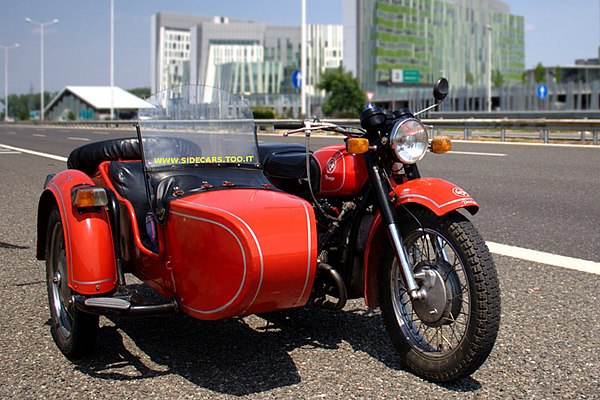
[392,177,479,216]
[37,170,117,295]
[363,178,478,307]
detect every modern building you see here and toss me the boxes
[344,0,525,100]
[150,13,343,115]
[45,86,152,121]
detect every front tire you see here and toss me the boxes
[46,206,99,358]
[379,208,500,382]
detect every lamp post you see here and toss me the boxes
[486,24,492,113]
[1,43,19,122]
[110,0,115,120]
[300,0,307,118]
[25,17,59,122]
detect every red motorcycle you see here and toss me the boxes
[37,80,500,382]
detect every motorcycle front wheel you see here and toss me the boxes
[379,208,500,382]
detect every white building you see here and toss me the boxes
[45,86,153,121]
[151,13,343,115]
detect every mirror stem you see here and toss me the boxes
[413,101,440,117]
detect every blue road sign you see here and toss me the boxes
[291,69,302,89]
[537,84,548,99]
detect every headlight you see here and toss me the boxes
[389,118,429,164]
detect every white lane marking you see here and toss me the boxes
[0,143,597,275]
[67,137,91,142]
[448,150,507,157]
[0,144,67,162]
[0,150,21,154]
[452,139,600,149]
[7,131,16,135]
[33,133,47,138]
[487,242,599,275]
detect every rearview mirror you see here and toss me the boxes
[433,78,449,102]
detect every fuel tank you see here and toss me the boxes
[164,189,317,320]
[313,144,368,196]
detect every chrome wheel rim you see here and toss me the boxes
[49,222,73,339]
[390,229,471,355]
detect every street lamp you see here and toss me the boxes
[486,24,492,113]
[110,0,115,120]
[25,17,59,122]
[1,43,19,122]
[300,0,307,118]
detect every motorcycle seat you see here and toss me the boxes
[258,142,319,181]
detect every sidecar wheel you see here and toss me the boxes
[46,206,99,358]
[379,209,500,382]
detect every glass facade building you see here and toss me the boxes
[344,0,524,97]
[151,13,343,100]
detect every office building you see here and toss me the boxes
[151,12,343,114]
[344,0,525,97]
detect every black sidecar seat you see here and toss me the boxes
[258,143,320,191]
[108,160,273,245]
[67,136,202,175]
[108,161,149,239]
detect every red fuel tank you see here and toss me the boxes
[313,144,368,196]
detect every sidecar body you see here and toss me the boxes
[37,86,317,322]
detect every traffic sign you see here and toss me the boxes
[391,69,420,84]
[291,70,302,89]
[537,84,548,99]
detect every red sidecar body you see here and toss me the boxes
[37,86,317,323]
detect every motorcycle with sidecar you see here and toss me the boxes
[37,81,500,382]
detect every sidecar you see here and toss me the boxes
[36,86,317,357]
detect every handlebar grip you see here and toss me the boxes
[272,121,306,130]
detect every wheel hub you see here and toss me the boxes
[412,260,462,327]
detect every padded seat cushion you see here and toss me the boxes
[108,160,273,232]
[258,142,320,187]
[108,161,149,235]
[68,136,202,175]
[68,137,141,175]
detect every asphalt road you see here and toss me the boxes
[0,124,599,399]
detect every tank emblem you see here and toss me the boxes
[326,157,337,174]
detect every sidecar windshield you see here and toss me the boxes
[138,85,258,171]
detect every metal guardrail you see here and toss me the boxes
[10,118,600,145]
[424,118,600,145]
[258,118,600,145]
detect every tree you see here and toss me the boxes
[533,62,546,84]
[128,87,151,99]
[492,69,504,88]
[466,71,475,86]
[317,66,365,117]
[1,91,56,120]
[553,66,563,83]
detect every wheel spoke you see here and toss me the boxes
[390,227,475,355]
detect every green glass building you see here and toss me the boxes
[344,0,524,96]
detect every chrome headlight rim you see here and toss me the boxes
[389,118,429,164]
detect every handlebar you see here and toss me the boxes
[282,120,365,137]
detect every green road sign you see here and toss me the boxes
[391,69,420,84]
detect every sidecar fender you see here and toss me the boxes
[36,170,117,295]
[362,178,478,307]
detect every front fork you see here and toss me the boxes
[367,160,427,301]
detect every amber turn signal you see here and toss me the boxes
[430,138,452,154]
[72,187,109,208]
[346,138,370,154]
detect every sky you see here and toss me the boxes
[0,0,599,97]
